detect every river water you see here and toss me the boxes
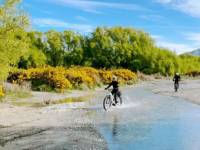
[1,82,200,150]
[89,85,200,150]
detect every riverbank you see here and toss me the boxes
[0,103,107,149]
[0,88,108,149]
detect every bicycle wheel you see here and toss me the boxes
[103,95,112,111]
[116,95,122,105]
[174,83,178,92]
[115,91,122,105]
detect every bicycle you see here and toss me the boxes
[103,89,122,111]
[174,82,179,92]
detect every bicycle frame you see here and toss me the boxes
[107,89,115,104]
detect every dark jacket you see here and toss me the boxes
[106,81,119,89]
[173,75,181,83]
[105,81,120,103]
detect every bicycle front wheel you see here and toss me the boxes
[103,95,112,111]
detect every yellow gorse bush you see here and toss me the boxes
[112,69,137,82]
[0,85,4,97]
[8,67,137,91]
[99,70,113,84]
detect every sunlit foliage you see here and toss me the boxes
[8,67,137,91]
[1,0,200,88]
[0,0,29,80]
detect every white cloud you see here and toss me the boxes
[156,0,200,18]
[184,32,200,43]
[23,2,52,15]
[157,41,194,54]
[33,18,93,33]
[139,14,164,23]
[40,10,52,15]
[76,16,88,22]
[152,35,195,54]
[152,35,163,40]
[156,0,172,4]
[48,0,149,14]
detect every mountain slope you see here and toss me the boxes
[186,49,200,56]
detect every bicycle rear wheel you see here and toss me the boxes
[116,95,122,105]
[174,83,179,92]
[103,95,112,111]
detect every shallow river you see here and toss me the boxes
[1,82,200,150]
[89,85,200,150]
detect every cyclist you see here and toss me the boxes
[105,76,120,106]
[173,72,181,89]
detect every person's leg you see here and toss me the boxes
[111,90,116,105]
[114,93,117,104]
[175,80,179,85]
[174,81,179,91]
[113,89,118,104]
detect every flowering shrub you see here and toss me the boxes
[0,85,4,97]
[77,67,100,85]
[112,69,137,83]
[99,70,113,84]
[8,67,72,91]
[8,67,137,91]
[65,69,94,88]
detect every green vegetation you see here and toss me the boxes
[1,0,200,91]
[5,91,31,100]
[11,96,89,107]
[0,0,29,80]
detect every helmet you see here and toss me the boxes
[112,76,117,81]
[175,72,179,75]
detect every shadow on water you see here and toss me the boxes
[99,112,152,150]
[112,115,118,138]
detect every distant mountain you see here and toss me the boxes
[186,49,200,56]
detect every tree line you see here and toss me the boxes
[1,0,200,81]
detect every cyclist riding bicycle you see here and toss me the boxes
[173,72,181,86]
[105,76,120,106]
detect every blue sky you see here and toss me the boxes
[22,0,200,54]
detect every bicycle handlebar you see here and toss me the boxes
[105,88,112,92]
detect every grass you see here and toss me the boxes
[11,95,90,108]
[0,97,3,102]
[6,91,32,99]
[0,91,32,103]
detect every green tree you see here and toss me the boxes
[63,30,84,66]
[18,31,46,68]
[44,30,64,66]
[0,0,29,80]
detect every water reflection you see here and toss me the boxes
[112,115,118,138]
